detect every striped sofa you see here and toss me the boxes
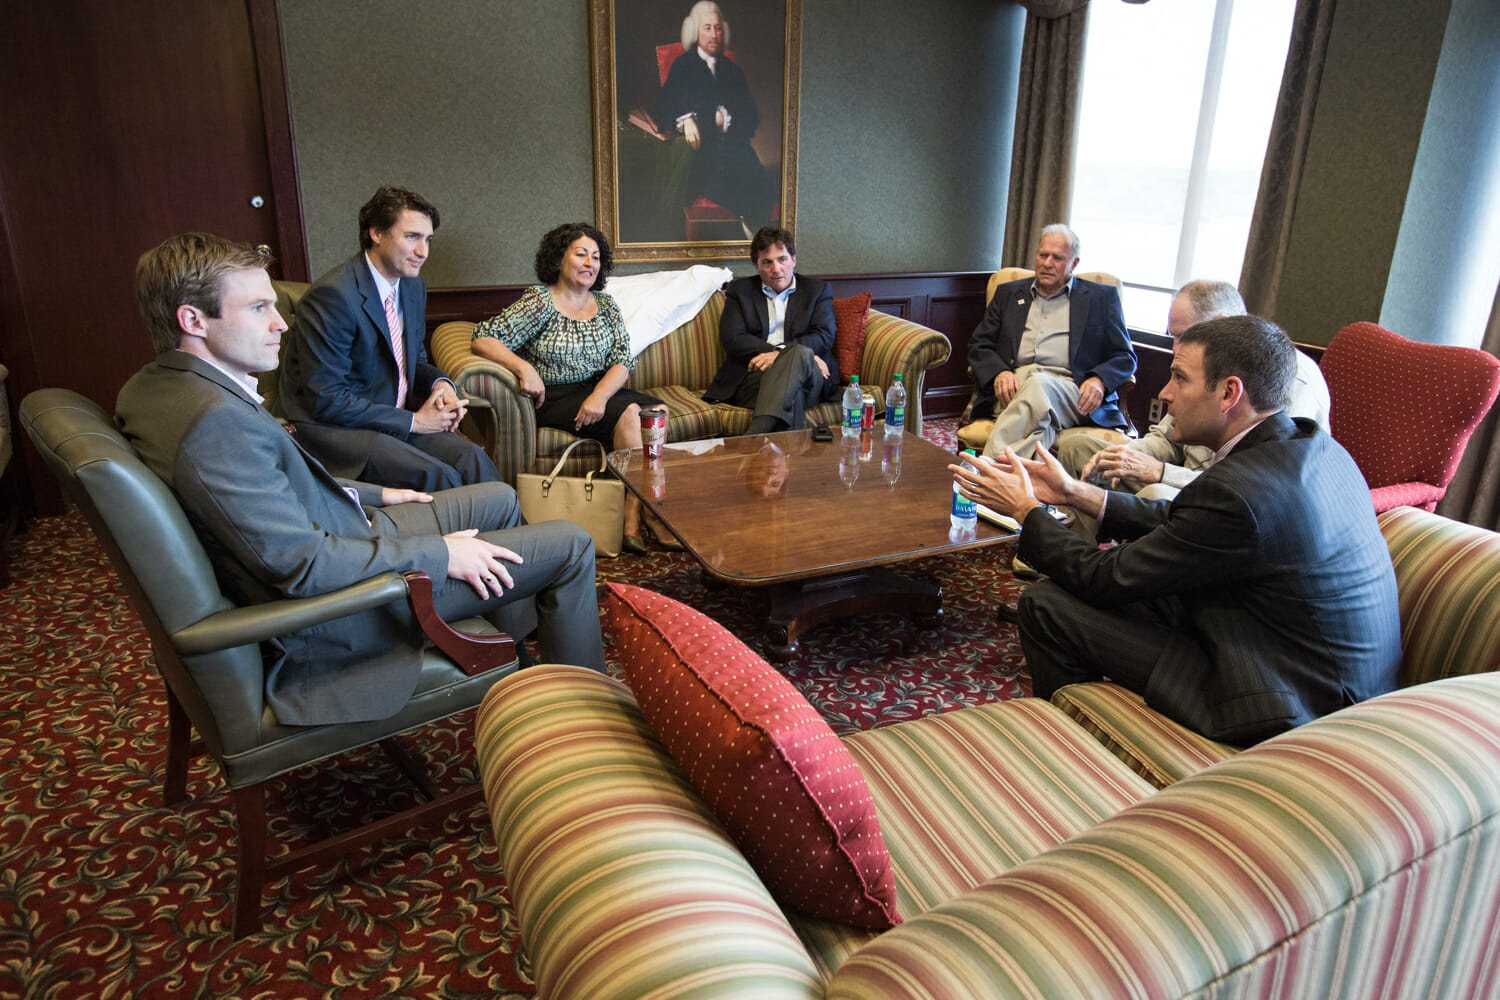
[473,505,1500,998]
[431,291,952,484]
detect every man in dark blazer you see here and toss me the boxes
[968,224,1136,459]
[276,186,500,491]
[953,314,1400,745]
[118,233,603,727]
[703,226,839,434]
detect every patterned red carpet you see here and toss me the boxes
[0,420,1029,999]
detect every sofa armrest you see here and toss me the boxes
[475,666,823,1000]
[1379,504,1500,685]
[858,311,952,434]
[430,321,536,485]
[829,673,1500,999]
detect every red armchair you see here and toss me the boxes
[1320,321,1500,512]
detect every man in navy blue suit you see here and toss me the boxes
[954,314,1400,745]
[967,224,1136,459]
[277,186,500,491]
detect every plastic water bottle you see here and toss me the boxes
[884,374,906,438]
[842,375,863,438]
[951,448,978,531]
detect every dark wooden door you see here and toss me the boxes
[0,0,300,513]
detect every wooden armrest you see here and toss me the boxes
[402,570,516,674]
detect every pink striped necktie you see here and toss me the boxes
[384,290,409,407]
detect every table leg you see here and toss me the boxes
[762,568,943,662]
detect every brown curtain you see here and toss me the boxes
[1239,0,1338,318]
[1436,282,1500,530]
[1002,0,1090,267]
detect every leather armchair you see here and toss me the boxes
[19,388,518,938]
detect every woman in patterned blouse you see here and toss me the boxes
[472,222,670,552]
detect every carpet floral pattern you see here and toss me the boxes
[0,421,1030,999]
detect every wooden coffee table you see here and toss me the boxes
[610,429,1016,659]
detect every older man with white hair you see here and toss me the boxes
[967,224,1137,461]
[1060,279,1331,500]
[655,0,775,236]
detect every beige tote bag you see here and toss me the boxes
[516,438,625,558]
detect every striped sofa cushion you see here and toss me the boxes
[476,666,826,1000]
[1050,683,1240,788]
[828,673,1500,999]
[795,698,1156,979]
[1379,504,1500,686]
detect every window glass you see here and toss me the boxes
[1071,0,1296,331]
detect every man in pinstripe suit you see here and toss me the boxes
[953,315,1400,745]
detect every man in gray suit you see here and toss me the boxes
[953,315,1399,745]
[117,233,604,727]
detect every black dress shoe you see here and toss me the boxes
[995,595,1021,625]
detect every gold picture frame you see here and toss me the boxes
[589,0,802,263]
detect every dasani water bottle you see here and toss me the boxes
[842,375,863,438]
[884,374,906,438]
[951,448,978,531]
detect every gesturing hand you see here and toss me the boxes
[948,450,1037,521]
[443,528,523,599]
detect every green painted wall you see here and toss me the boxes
[281,0,1024,286]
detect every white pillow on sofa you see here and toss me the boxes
[605,265,732,357]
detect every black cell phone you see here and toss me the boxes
[811,423,833,441]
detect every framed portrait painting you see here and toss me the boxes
[589,0,802,263]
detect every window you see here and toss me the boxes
[1070,0,1297,331]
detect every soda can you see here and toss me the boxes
[641,406,667,459]
[859,428,874,462]
[861,390,875,430]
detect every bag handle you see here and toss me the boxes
[540,437,610,489]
